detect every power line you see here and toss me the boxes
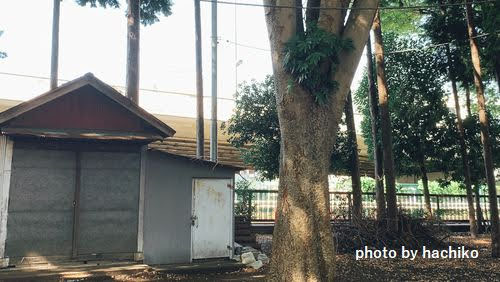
[220,31,499,55]
[0,71,236,101]
[200,0,495,11]
[0,71,370,116]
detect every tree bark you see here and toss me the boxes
[295,0,304,34]
[305,0,320,29]
[50,0,60,90]
[345,91,363,222]
[465,3,500,258]
[264,0,378,280]
[372,10,398,232]
[366,35,386,221]
[464,82,472,118]
[418,156,432,218]
[126,0,140,104]
[444,44,478,236]
[474,183,485,234]
[495,61,500,93]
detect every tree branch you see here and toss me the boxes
[306,0,321,29]
[317,0,344,34]
[296,0,304,34]
[328,0,380,119]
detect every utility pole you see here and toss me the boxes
[194,0,204,159]
[50,0,60,90]
[210,0,217,162]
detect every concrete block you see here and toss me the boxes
[241,252,256,264]
[134,252,144,261]
[248,260,263,270]
[0,258,9,268]
[257,253,269,264]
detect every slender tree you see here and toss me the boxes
[450,62,477,235]
[76,0,173,103]
[126,0,140,103]
[365,35,386,221]
[345,91,363,221]
[263,1,378,279]
[356,33,451,220]
[372,10,398,230]
[465,2,499,258]
[432,0,477,236]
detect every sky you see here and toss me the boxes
[0,0,366,121]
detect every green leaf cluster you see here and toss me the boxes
[234,179,256,218]
[283,25,353,104]
[354,33,450,177]
[223,75,354,180]
[76,0,172,25]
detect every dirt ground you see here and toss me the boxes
[103,234,499,281]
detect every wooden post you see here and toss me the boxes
[136,146,147,261]
[194,0,204,159]
[436,195,440,219]
[71,151,81,258]
[347,193,352,223]
[0,136,13,267]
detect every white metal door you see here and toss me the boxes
[192,178,233,260]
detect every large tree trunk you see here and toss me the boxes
[345,91,363,221]
[465,3,500,258]
[50,0,60,90]
[366,36,386,221]
[126,0,140,104]
[474,183,485,233]
[372,10,398,232]
[264,1,378,280]
[447,45,478,237]
[418,156,432,218]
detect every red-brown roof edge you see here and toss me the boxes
[0,73,176,138]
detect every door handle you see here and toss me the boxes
[191,215,198,227]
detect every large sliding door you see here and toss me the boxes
[77,152,140,254]
[5,145,140,258]
[5,148,76,257]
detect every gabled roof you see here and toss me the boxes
[0,73,176,138]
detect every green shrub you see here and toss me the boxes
[234,179,256,218]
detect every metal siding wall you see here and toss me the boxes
[77,152,140,254]
[143,151,236,264]
[5,148,76,257]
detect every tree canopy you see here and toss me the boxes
[76,0,172,25]
[223,75,354,180]
[354,33,450,177]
